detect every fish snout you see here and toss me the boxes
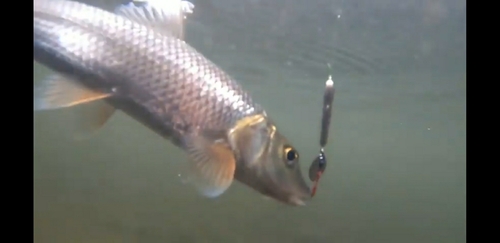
[288,195,308,206]
[286,184,312,206]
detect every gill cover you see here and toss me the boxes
[227,114,274,167]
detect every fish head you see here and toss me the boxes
[228,114,311,206]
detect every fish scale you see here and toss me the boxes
[35,0,262,135]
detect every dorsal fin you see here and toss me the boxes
[115,0,194,40]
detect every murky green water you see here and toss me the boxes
[34,0,466,242]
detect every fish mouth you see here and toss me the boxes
[285,176,312,207]
[288,195,307,206]
[269,173,312,207]
[253,181,311,206]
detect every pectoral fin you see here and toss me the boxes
[184,135,236,198]
[115,0,194,40]
[73,101,116,140]
[34,74,111,111]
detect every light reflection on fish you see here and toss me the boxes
[33,0,311,206]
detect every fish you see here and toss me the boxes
[33,0,311,206]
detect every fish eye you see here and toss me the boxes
[284,146,299,167]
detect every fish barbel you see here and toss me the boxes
[33,0,311,206]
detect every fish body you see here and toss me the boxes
[34,0,311,206]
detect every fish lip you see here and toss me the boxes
[273,177,312,207]
[288,195,307,206]
[259,186,310,206]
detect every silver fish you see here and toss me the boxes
[33,0,311,206]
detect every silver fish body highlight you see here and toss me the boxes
[34,0,311,206]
